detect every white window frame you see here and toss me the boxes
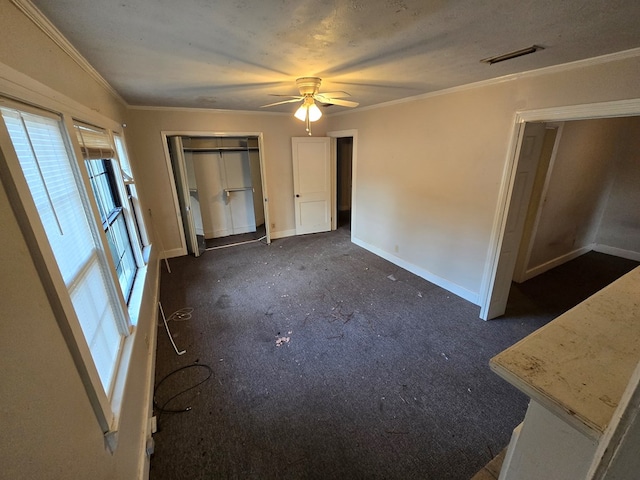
[0,96,148,451]
[74,122,143,304]
[112,132,150,261]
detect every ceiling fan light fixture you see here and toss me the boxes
[294,97,322,122]
[294,104,307,121]
[307,102,322,122]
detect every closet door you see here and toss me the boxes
[168,136,202,256]
[221,150,256,235]
[193,151,229,239]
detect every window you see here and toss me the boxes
[113,133,149,256]
[75,123,147,303]
[86,158,137,300]
[0,106,129,396]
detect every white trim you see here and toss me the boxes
[518,245,593,283]
[10,0,127,107]
[329,48,640,117]
[129,104,288,116]
[352,236,480,305]
[593,244,640,263]
[516,99,640,124]
[479,99,640,320]
[478,118,524,319]
[136,248,160,480]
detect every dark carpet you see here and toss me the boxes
[151,228,638,480]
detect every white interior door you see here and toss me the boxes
[292,137,331,235]
[481,122,547,319]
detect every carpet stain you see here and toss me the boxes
[215,294,232,309]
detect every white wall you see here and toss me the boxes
[327,54,640,303]
[0,3,158,478]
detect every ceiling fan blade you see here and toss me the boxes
[315,91,351,99]
[267,94,303,98]
[318,97,359,108]
[260,98,302,108]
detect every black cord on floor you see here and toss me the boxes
[153,363,213,430]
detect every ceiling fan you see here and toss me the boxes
[261,77,359,135]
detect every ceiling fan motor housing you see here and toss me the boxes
[296,77,322,96]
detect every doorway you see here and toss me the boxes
[166,133,270,256]
[328,129,358,237]
[480,100,640,320]
[336,137,353,230]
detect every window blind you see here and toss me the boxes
[75,122,116,160]
[113,134,134,183]
[1,107,125,393]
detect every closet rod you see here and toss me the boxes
[183,147,259,153]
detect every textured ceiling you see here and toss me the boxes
[30,0,640,113]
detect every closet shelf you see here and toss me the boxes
[183,147,259,153]
[224,187,254,197]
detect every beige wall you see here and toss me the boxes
[518,116,639,278]
[527,118,626,268]
[596,116,640,254]
[328,56,640,302]
[0,3,157,479]
[125,108,327,254]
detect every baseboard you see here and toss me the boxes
[519,245,592,283]
[351,237,480,305]
[593,244,640,262]
[270,228,296,240]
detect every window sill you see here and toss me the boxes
[103,264,149,452]
[127,264,148,327]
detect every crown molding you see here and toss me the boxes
[10,0,127,107]
[330,47,640,117]
[128,104,289,116]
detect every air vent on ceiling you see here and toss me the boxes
[480,45,544,65]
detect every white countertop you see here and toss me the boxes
[490,266,640,439]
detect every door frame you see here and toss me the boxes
[161,130,271,256]
[327,129,358,240]
[479,99,640,320]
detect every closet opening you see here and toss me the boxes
[166,134,270,257]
